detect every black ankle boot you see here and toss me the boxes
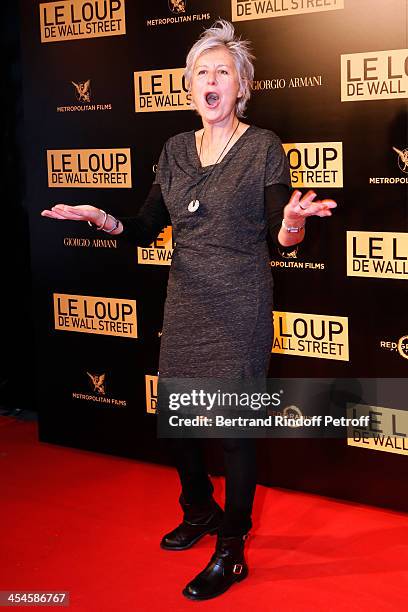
[182,533,249,600]
[160,495,224,551]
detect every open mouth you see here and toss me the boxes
[205,92,220,107]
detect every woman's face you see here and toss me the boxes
[190,46,242,126]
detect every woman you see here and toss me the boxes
[42,20,336,600]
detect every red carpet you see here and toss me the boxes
[1,415,408,611]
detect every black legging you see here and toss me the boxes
[169,437,257,536]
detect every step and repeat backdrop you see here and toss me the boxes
[19,0,408,510]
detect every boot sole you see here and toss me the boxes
[182,568,249,600]
[160,526,219,551]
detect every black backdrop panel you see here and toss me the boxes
[19,0,408,511]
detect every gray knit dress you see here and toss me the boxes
[153,125,291,379]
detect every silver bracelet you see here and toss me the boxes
[103,215,120,233]
[88,209,107,230]
[282,218,305,233]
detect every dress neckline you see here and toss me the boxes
[190,124,254,172]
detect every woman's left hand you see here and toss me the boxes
[284,189,337,223]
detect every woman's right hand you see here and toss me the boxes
[41,204,103,225]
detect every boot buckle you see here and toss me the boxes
[233,563,243,575]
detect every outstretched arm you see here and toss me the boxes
[266,184,337,250]
[41,183,171,247]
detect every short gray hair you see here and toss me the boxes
[184,19,255,119]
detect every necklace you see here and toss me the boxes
[187,119,241,213]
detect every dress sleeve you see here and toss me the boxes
[153,138,171,191]
[117,183,171,247]
[265,136,291,188]
[264,136,300,255]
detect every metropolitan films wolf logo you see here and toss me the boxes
[279,247,299,260]
[393,147,408,173]
[71,371,127,406]
[369,146,408,185]
[87,372,106,395]
[168,0,186,13]
[72,79,91,102]
[57,78,112,113]
[146,0,209,26]
[270,245,325,271]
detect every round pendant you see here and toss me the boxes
[188,199,200,212]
